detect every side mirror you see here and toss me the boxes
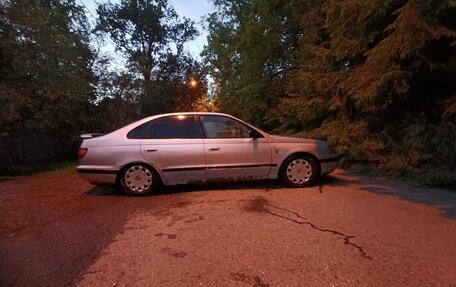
[248,129,260,139]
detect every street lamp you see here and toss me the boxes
[189,78,197,88]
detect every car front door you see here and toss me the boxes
[200,115,272,180]
[140,115,205,184]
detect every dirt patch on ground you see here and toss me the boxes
[243,196,269,213]
[230,272,270,287]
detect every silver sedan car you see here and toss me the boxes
[77,112,338,195]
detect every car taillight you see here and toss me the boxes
[78,148,88,159]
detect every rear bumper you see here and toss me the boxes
[77,165,119,184]
[319,156,339,175]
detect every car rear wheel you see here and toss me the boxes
[280,155,318,187]
[120,164,159,196]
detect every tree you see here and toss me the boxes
[277,0,456,185]
[0,0,95,166]
[95,0,201,115]
[203,0,305,129]
[204,0,456,186]
[93,70,142,132]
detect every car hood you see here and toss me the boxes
[267,135,324,144]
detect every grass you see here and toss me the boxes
[356,164,456,191]
[0,161,77,177]
[407,168,456,190]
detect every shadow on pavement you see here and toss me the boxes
[85,185,124,196]
[163,179,284,194]
[85,170,456,220]
[85,179,285,197]
[332,170,456,220]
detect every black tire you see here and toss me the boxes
[280,154,319,187]
[119,164,160,196]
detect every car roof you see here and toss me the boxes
[140,112,234,122]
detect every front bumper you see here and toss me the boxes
[77,165,119,184]
[319,156,339,175]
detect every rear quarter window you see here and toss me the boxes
[127,121,153,139]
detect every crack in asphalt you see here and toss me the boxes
[264,202,308,221]
[258,200,372,260]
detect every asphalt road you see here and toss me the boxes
[1,168,455,286]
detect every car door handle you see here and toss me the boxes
[209,146,220,151]
[145,148,157,152]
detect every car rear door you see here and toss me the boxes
[140,115,205,184]
[199,115,272,180]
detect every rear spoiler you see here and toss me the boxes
[80,133,104,139]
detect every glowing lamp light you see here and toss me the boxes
[177,115,186,120]
[189,79,197,88]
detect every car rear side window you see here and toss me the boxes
[144,116,202,139]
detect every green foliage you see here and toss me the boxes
[0,0,94,137]
[283,0,456,175]
[205,0,456,187]
[203,0,305,129]
[0,0,97,168]
[91,70,142,131]
[0,161,76,177]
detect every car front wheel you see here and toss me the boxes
[120,164,159,196]
[280,155,318,187]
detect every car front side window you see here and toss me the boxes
[200,115,251,138]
